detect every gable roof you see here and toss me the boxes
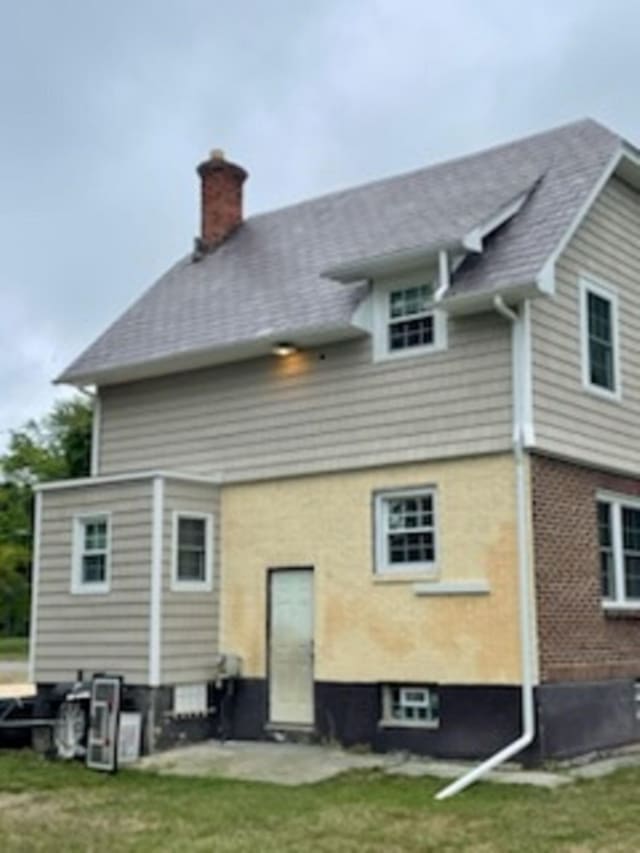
[59,119,623,386]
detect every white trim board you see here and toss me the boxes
[35,470,222,492]
[27,492,42,684]
[413,580,490,596]
[170,510,214,593]
[148,476,164,686]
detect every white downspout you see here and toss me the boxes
[435,294,536,800]
[434,250,450,302]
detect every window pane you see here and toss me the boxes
[598,502,615,599]
[389,286,430,319]
[177,517,207,582]
[389,316,434,351]
[623,506,640,599]
[84,520,107,551]
[588,292,615,390]
[622,507,640,551]
[82,554,106,584]
[178,548,205,581]
[178,518,206,549]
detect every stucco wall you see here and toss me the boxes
[221,453,523,685]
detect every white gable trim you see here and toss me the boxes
[536,145,625,295]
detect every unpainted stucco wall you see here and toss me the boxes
[220,453,523,685]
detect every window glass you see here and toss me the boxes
[598,502,614,599]
[388,285,435,352]
[387,685,439,725]
[587,290,615,391]
[377,491,436,572]
[177,517,207,582]
[622,507,640,599]
[80,517,108,586]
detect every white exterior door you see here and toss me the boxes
[269,569,314,725]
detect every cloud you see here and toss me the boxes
[1,0,639,447]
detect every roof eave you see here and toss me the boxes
[441,281,543,316]
[56,322,366,388]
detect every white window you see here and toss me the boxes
[173,683,208,716]
[580,277,620,399]
[382,685,440,727]
[373,275,447,361]
[375,488,437,575]
[171,512,213,591]
[598,494,640,607]
[72,514,111,594]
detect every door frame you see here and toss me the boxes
[266,566,315,727]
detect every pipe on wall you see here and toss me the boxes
[435,295,536,800]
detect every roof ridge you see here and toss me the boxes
[244,118,614,225]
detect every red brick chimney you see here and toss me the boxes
[195,149,248,254]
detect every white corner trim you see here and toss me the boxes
[521,300,535,446]
[28,492,43,684]
[70,511,112,595]
[90,393,101,476]
[149,476,164,687]
[536,146,624,296]
[579,275,622,403]
[413,580,490,596]
[170,510,214,592]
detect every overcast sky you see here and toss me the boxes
[1,0,639,448]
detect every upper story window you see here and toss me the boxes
[72,514,111,594]
[374,488,437,575]
[598,495,640,607]
[580,276,620,400]
[172,512,213,592]
[372,274,447,361]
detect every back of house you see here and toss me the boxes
[31,119,640,761]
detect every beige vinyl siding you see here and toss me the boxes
[532,176,640,472]
[161,478,220,683]
[98,312,512,481]
[34,479,152,684]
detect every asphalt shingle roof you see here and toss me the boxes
[60,119,620,385]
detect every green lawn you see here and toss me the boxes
[0,636,28,661]
[0,750,639,852]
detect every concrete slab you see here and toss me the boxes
[136,740,399,786]
[0,683,35,700]
[135,740,571,788]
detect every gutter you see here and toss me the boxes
[435,294,536,799]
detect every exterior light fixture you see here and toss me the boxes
[272,342,297,357]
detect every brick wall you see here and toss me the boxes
[531,453,640,682]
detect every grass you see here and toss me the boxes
[0,637,28,661]
[0,750,639,852]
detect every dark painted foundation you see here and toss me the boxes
[31,676,640,762]
[229,677,640,764]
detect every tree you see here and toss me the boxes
[0,397,92,635]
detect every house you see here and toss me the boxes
[29,119,640,763]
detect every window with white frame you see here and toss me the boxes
[382,685,440,727]
[72,514,110,594]
[373,276,446,361]
[375,488,436,574]
[580,277,620,397]
[598,496,640,606]
[172,512,213,591]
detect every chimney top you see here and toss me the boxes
[195,150,248,256]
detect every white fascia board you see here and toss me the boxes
[57,324,363,388]
[323,239,468,283]
[34,470,222,492]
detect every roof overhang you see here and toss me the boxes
[441,281,543,316]
[57,323,365,388]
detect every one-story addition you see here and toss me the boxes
[30,119,640,764]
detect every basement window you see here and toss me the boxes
[381,685,440,728]
[580,277,620,399]
[71,514,111,594]
[172,512,213,591]
[598,495,640,607]
[173,684,208,716]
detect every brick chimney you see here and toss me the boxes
[195,149,248,254]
